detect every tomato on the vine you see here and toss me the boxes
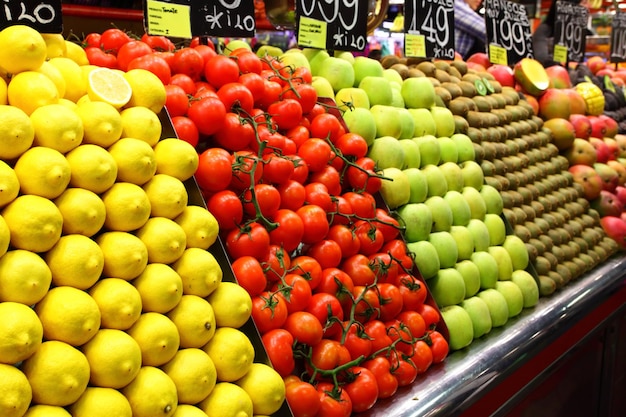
[281,82,318,114]
[326,224,360,259]
[225,222,271,260]
[238,72,266,104]
[233,50,263,74]
[128,53,172,84]
[261,328,295,377]
[85,46,117,68]
[317,268,354,306]
[277,179,306,212]
[195,147,232,192]
[328,195,353,226]
[212,112,256,151]
[306,239,343,270]
[297,138,332,173]
[296,204,330,245]
[350,285,381,323]
[346,157,382,194]
[100,28,131,54]
[377,282,403,321]
[170,73,197,94]
[290,255,323,290]
[256,79,283,110]
[411,339,434,374]
[187,96,226,136]
[116,40,153,71]
[335,132,369,160]
[216,82,255,113]
[304,182,332,212]
[363,320,393,353]
[362,356,398,400]
[283,311,323,346]
[309,339,351,372]
[204,54,240,89]
[268,208,304,253]
[395,274,428,312]
[251,291,288,334]
[341,254,377,287]
[262,153,295,185]
[417,303,441,330]
[164,84,189,118]
[353,220,385,256]
[141,33,175,52]
[84,32,101,48]
[343,366,379,413]
[231,255,267,297]
[285,125,310,149]
[267,98,303,131]
[389,352,419,387]
[229,150,262,193]
[274,273,312,314]
[305,293,344,337]
[316,382,352,417]
[335,321,372,360]
[428,330,449,364]
[205,190,243,232]
[382,239,414,271]
[309,165,342,196]
[261,244,291,284]
[342,191,376,219]
[285,377,321,417]
[243,183,281,219]
[397,310,427,340]
[309,112,345,144]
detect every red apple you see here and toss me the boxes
[600,216,626,250]
[467,52,491,69]
[590,137,611,163]
[591,190,623,217]
[545,65,573,89]
[599,114,619,138]
[486,64,515,88]
[588,115,608,139]
[569,114,592,139]
[569,164,604,200]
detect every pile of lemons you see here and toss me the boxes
[0,25,285,417]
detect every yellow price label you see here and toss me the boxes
[298,16,327,50]
[405,34,426,58]
[554,44,568,64]
[145,0,191,39]
[488,44,507,66]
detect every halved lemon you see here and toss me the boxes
[87,67,132,109]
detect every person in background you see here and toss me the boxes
[454,0,487,59]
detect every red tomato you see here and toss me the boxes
[229,150,262,193]
[418,304,442,330]
[212,112,255,151]
[282,83,318,114]
[395,274,428,312]
[204,54,240,89]
[187,97,226,136]
[262,153,295,185]
[353,220,384,256]
[309,112,345,144]
[412,339,434,374]
[251,291,288,334]
[386,320,414,357]
[238,72,266,103]
[337,321,372,360]
[153,51,174,67]
[261,328,295,377]
[267,98,303,131]
[84,32,101,48]
[351,285,381,323]
[364,320,393,354]
[283,311,323,346]
[316,382,352,417]
[306,239,343,270]
[362,356,398,399]
[277,179,306,211]
[373,208,401,243]
[171,116,199,148]
[296,205,330,245]
[234,50,263,74]
[225,222,271,260]
[193,44,217,66]
[274,273,312,314]
[335,132,368,159]
[287,154,309,184]
[297,138,332,172]
[84,46,117,68]
[343,366,379,413]
[342,191,376,219]
[261,244,291,284]
[116,40,153,71]
[141,33,175,52]
[310,339,351,372]
[171,47,205,80]
[170,73,197,95]
[304,182,332,212]
[317,268,354,302]
[269,209,304,253]
[428,330,449,364]
[256,79,283,110]
[285,378,321,417]
[195,147,232,192]
[328,195,353,226]
[291,65,313,84]
[217,82,254,113]
[285,125,310,149]
[382,239,414,271]
[290,255,323,290]
[243,183,281,219]
[231,255,267,297]
[377,282,403,321]
[305,102,326,122]
[326,224,360,259]
[368,252,399,284]
[346,157,382,194]
[309,165,342,196]
[100,28,131,54]
[205,190,243,231]
[306,293,344,338]
[397,310,427,340]
[341,254,377,287]
[164,84,189,117]
[389,353,419,387]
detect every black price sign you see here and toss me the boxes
[295,0,368,52]
[611,12,626,62]
[403,0,455,59]
[0,0,62,33]
[484,0,533,65]
[144,0,256,39]
[553,0,588,63]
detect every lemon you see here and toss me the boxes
[0,301,43,364]
[154,138,199,181]
[202,327,254,382]
[101,182,151,232]
[64,40,90,66]
[54,188,106,237]
[58,98,78,110]
[13,146,71,198]
[167,294,216,348]
[172,404,210,417]
[124,68,167,113]
[236,363,286,416]
[81,329,142,389]
[2,194,63,252]
[198,382,253,417]
[206,281,252,328]
[0,215,10,257]
[0,77,6,104]
[47,56,87,103]
[174,205,219,250]
[21,340,90,406]
[132,263,183,314]
[41,33,67,59]
[88,278,142,330]
[96,231,148,280]
[74,101,123,147]
[127,312,180,366]
[35,61,66,98]
[70,387,132,417]
[120,106,163,147]
[35,286,101,346]
[0,161,20,207]
[0,363,32,417]
[0,25,47,74]
[23,405,72,417]
[7,70,59,115]
[136,217,187,264]
[30,103,83,153]
[107,137,157,185]
[162,348,217,404]
[173,248,223,297]
[0,104,34,159]
[65,143,118,193]
[44,234,104,290]
[122,366,178,417]
[143,174,189,219]
[87,67,132,109]
[0,249,51,305]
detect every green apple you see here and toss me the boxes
[428,231,459,269]
[370,105,403,139]
[422,164,448,197]
[456,259,481,298]
[352,56,384,86]
[255,44,283,58]
[397,203,432,243]
[401,77,436,109]
[399,139,421,169]
[462,186,487,221]
[488,245,514,281]
[379,167,410,210]
[403,167,428,203]
[460,161,485,191]
[334,87,370,110]
[460,296,493,338]
[383,68,404,89]
[444,191,472,227]
[429,267,466,307]
[438,137,458,164]
[451,133,476,163]
[390,87,405,108]
[438,161,465,193]
[484,213,506,246]
[425,195,453,233]
[511,270,539,308]
[367,136,405,169]
[467,218,491,252]
[279,49,311,72]
[471,251,499,290]
[477,288,510,328]
[502,235,530,271]
[302,48,330,75]
[480,184,504,215]
[407,240,440,280]
[224,39,252,55]
[414,135,441,167]
[334,50,355,64]
[397,108,415,140]
[342,107,377,146]
[317,56,355,92]
[449,225,475,260]
[407,108,437,137]
[311,76,335,99]
[359,76,393,107]
[430,106,455,138]
[440,305,474,351]
[495,281,524,318]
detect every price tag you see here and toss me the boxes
[553,0,588,63]
[144,0,191,39]
[297,16,327,49]
[611,12,626,63]
[553,43,568,64]
[296,0,368,51]
[403,0,455,59]
[484,0,533,65]
[405,33,427,58]
[0,0,62,33]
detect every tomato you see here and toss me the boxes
[364,320,393,354]
[382,239,414,271]
[116,40,153,71]
[316,382,352,417]
[328,195,353,226]
[343,366,379,413]
[428,330,449,364]
[232,50,263,74]
[335,132,368,160]
[317,268,354,303]
[100,28,131,54]
[217,82,254,113]
[377,283,403,321]
[274,273,312,314]
[84,32,101,48]
[309,112,345,144]
[306,293,344,338]
[141,33,175,52]
[277,179,306,211]
[341,254,377,287]
[306,239,342,269]
[169,73,196,95]
[204,54,240,89]
[153,51,174,67]
[267,98,303,131]
[230,150,262,193]
[164,84,189,118]
[346,157,382,194]
[291,65,313,84]
[285,125,310,149]
[411,339,434,374]
[262,153,295,185]
[195,147,232,192]
[373,208,401,243]
[386,319,414,357]
[251,291,288,334]
[169,47,205,80]
[289,154,310,184]
[389,352,419,387]
[296,205,329,245]
[261,244,291,284]
[309,165,342,197]
[329,149,345,172]
[193,83,217,99]
[84,46,117,68]
[397,310,426,341]
[342,191,376,219]
[282,83,318,114]
[283,311,323,346]
[238,72,266,104]
[351,285,381,323]
[269,209,304,253]
[187,97,226,136]
[243,183,281,219]
[362,356,398,399]
[297,138,332,173]
[326,224,360,259]
[353,220,384,256]
[309,339,351,372]
[417,304,441,330]
[206,190,243,231]
[290,255,323,290]
[212,112,255,151]
[171,116,199,148]
[231,255,267,297]
[305,102,326,122]
[304,182,332,212]
[285,378,321,417]
[261,328,295,377]
[193,44,217,66]
[337,321,372,360]
[395,274,428,312]
[225,222,271,260]
[256,79,283,110]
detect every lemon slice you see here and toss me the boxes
[87,67,132,109]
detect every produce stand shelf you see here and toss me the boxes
[361,255,626,417]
